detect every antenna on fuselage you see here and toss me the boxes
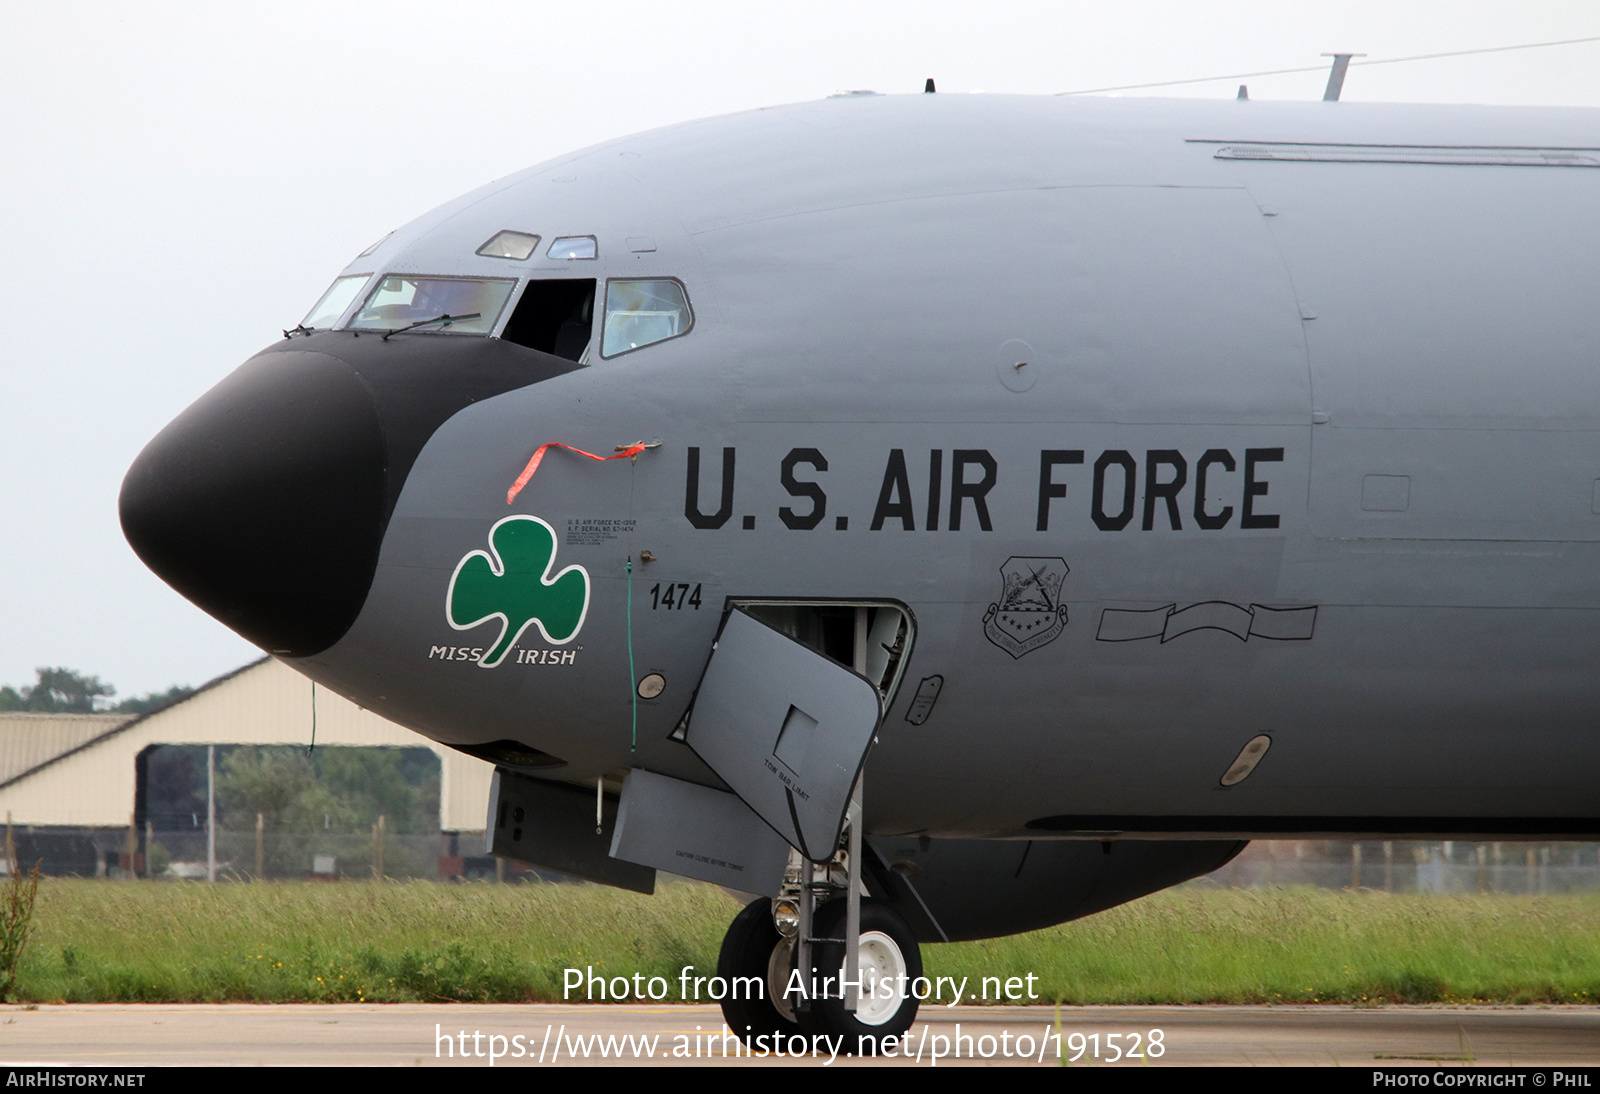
[1237,84,1249,100]
[925,77,936,93]
[1321,53,1365,100]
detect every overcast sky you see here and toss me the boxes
[3,1,1597,699]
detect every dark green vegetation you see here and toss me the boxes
[1,863,41,1001]
[143,744,442,880]
[21,878,728,1003]
[14,881,1600,1005]
[941,887,1600,1006]
[0,667,191,714]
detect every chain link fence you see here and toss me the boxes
[144,824,446,881]
[1202,840,1600,893]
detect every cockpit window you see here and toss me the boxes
[547,236,597,260]
[477,230,541,260]
[300,274,371,330]
[347,276,515,335]
[502,280,594,361]
[601,279,693,357]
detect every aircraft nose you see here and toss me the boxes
[119,350,387,657]
[121,333,583,658]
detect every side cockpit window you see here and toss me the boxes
[601,279,693,358]
[502,280,596,361]
[347,276,514,335]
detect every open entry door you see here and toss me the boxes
[684,607,888,861]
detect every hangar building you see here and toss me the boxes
[0,658,493,878]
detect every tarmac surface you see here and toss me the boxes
[3,1003,1599,1067]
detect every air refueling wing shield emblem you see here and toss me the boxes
[982,556,1069,659]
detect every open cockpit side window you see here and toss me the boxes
[501,279,596,362]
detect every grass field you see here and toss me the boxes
[12,879,1600,1005]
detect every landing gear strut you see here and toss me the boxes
[716,605,921,1048]
[796,896,921,1041]
[716,830,922,1046]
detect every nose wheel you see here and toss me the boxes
[716,894,922,1048]
[796,898,922,1042]
[716,898,802,1040]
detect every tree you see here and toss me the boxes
[0,671,193,715]
[207,745,440,878]
[215,746,317,830]
[114,685,194,714]
[0,668,116,713]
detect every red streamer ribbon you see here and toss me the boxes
[506,442,649,504]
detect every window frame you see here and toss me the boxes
[300,273,374,330]
[546,235,598,261]
[345,274,518,336]
[598,276,695,359]
[476,230,542,261]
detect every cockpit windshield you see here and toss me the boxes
[347,276,515,335]
[300,274,370,330]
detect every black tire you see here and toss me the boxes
[716,897,801,1043]
[795,897,921,1048]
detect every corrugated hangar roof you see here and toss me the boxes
[0,712,132,786]
[0,658,492,831]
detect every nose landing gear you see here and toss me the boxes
[716,845,923,1048]
[711,601,922,1049]
[716,897,801,1040]
[796,897,921,1042]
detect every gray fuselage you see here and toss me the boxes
[130,93,1600,841]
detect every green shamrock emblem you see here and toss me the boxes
[447,515,590,667]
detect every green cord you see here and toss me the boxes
[626,557,637,753]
